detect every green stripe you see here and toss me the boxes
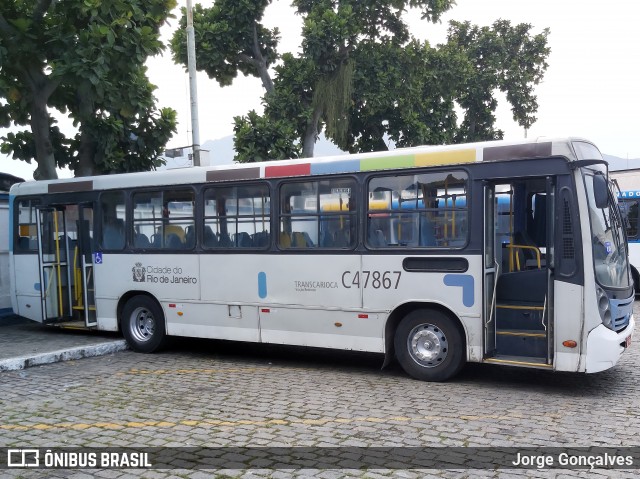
[360,155,415,171]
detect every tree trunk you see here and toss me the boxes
[302,105,323,158]
[30,92,58,180]
[75,82,97,177]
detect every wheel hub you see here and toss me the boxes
[408,324,448,367]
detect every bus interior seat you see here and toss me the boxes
[164,224,185,242]
[217,233,232,247]
[292,231,313,247]
[252,231,270,247]
[235,232,252,247]
[203,226,218,247]
[134,233,151,248]
[279,232,291,248]
[166,234,184,249]
[184,226,195,248]
[369,229,387,247]
[103,219,125,249]
[332,228,350,248]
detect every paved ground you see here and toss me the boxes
[0,307,639,478]
[0,317,126,370]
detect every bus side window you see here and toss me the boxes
[16,199,40,251]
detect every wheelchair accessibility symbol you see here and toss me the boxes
[94,252,103,264]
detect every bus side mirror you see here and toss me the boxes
[593,175,609,209]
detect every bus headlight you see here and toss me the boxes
[597,288,612,328]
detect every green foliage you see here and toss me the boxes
[173,0,549,160]
[0,0,178,178]
[447,20,550,141]
[233,110,300,163]
[170,0,279,88]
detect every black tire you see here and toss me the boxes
[394,309,465,381]
[121,295,167,353]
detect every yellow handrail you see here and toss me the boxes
[506,244,542,271]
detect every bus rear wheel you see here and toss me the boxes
[121,295,166,353]
[394,309,465,381]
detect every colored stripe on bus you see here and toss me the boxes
[265,163,311,178]
[310,159,361,176]
[48,180,93,193]
[415,149,475,166]
[483,142,552,162]
[360,155,415,171]
[207,168,261,182]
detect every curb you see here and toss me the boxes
[0,340,129,371]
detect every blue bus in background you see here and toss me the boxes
[1,173,24,318]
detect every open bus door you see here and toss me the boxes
[36,207,72,323]
[483,184,497,357]
[36,204,97,327]
[483,178,554,369]
[77,204,97,327]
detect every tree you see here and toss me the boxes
[0,0,178,179]
[171,0,549,162]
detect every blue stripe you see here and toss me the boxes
[258,272,267,299]
[310,159,360,175]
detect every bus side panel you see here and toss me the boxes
[200,254,362,309]
[12,254,42,322]
[163,302,260,342]
[361,254,483,359]
[95,253,202,331]
[200,254,373,350]
[259,307,384,352]
[553,280,583,372]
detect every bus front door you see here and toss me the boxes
[483,185,497,357]
[485,179,553,368]
[36,207,72,323]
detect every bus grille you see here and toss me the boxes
[610,298,633,332]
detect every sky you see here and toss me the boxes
[2,0,640,179]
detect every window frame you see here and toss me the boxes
[130,187,196,251]
[202,182,272,251]
[278,177,358,251]
[365,170,470,250]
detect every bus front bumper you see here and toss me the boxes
[585,315,635,373]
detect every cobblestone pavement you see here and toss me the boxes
[1,305,639,479]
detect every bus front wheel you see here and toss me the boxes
[394,309,465,381]
[121,296,167,353]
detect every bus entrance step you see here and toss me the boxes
[50,320,93,330]
[484,355,552,369]
[496,330,547,358]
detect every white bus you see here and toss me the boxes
[9,137,635,381]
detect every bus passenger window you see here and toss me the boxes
[367,171,468,249]
[280,178,356,250]
[203,184,270,249]
[132,189,194,250]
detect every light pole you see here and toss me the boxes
[186,0,200,166]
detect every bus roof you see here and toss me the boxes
[10,136,598,195]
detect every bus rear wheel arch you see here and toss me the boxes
[120,294,167,353]
[394,308,465,381]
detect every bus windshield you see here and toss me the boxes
[584,171,631,289]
